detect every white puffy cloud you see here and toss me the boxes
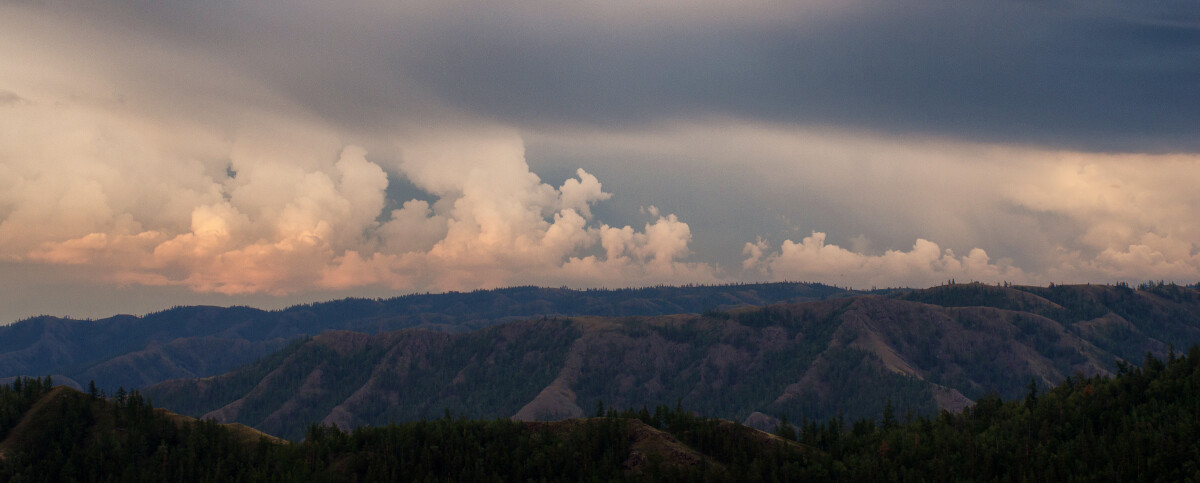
[377,131,715,291]
[1005,153,1200,283]
[558,169,611,219]
[378,200,449,255]
[542,122,1200,287]
[7,114,714,295]
[745,232,1026,289]
[737,146,1200,289]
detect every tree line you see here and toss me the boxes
[5,345,1200,480]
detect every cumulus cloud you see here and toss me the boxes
[744,232,1026,289]
[10,121,714,295]
[735,147,1200,289]
[538,122,1200,287]
[1005,153,1200,283]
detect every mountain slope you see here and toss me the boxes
[0,380,282,468]
[0,283,853,392]
[147,283,1200,440]
[0,377,810,481]
[9,347,1200,481]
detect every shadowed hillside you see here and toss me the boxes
[147,283,1200,440]
[0,377,810,481]
[10,347,1200,481]
[0,283,852,392]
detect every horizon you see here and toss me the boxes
[3,279,1189,326]
[3,1,1199,323]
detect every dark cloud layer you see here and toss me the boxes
[402,1,1200,152]
[40,0,1200,153]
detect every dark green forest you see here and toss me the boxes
[5,345,1200,481]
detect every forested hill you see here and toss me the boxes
[147,282,1200,441]
[0,283,850,391]
[7,348,1200,481]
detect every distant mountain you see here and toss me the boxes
[146,282,1200,440]
[0,283,853,391]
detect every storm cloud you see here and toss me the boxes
[405,1,1200,152]
[1,0,1199,322]
[19,0,1196,151]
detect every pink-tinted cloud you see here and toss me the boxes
[16,128,716,295]
[744,232,1026,288]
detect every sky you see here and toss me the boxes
[1,0,1199,323]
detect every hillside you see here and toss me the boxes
[0,377,810,481]
[8,348,1200,481]
[781,345,1200,481]
[147,282,1200,440]
[0,283,851,392]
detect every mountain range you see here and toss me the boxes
[0,283,849,392]
[3,281,1199,440]
[5,320,1200,481]
[134,282,1200,440]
